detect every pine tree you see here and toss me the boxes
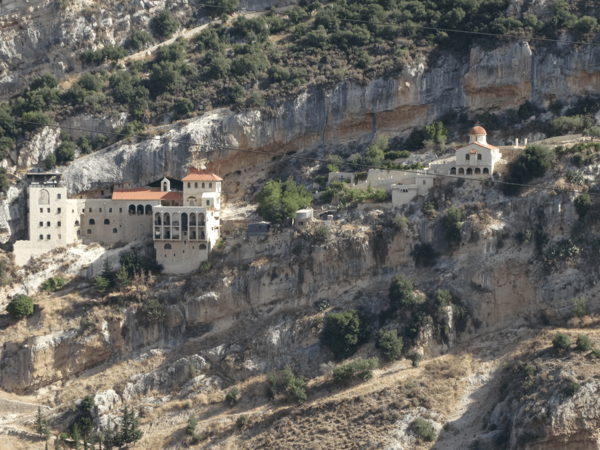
[103,421,115,450]
[43,420,51,449]
[36,406,45,435]
[115,266,129,288]
[101,259,113,285]
[186,413,197,436]
[73,423,81,450]
[54,436,61,450]
[116,404,143,445]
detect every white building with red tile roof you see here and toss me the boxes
[14,169,222,274]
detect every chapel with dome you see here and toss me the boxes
[447,126,502,177]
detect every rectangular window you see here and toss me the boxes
[119,208,122,213]
[58,234,61,239]
[99,208,102,213]
[47,208,50,213]
[82,209,85,212]
[47,235,51,240]
[39,221,43,227]
[465,154,470,160]
[57,194,62,199]
[423,180,426,185]
[57,222,61,227]
[109,208,112,213]
[40,208,43,213]
[47,221,50,227]
[101,190,104,196]
[478,154,482,160]
[89,208,92,212]
[57,208,61,213]
[40,235,43,240]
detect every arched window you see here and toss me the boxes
[164,213,170,225]
[164,243,172,249]
[163,182,168,191]
[137,205,144,215]
[189,213,197,226]
[475,168,481,174]
[182,213,188,232]
[195,182,198,188]
[458,168,464,175]
[104,219,110,224]
[206,200,210,206]
[187,197,196,206]
[483,168,490,174]
[466,168,473,175]
[200,231,205,240]
[200,244,206,249]
[155,212,161,225]
[77,230,80,235]
[202,182,205,188]
[172,213,180,226]
[87,229,92,234]
[129,205,136,215]
[198,213,205,224]
[38,189,50,205]
[75,220,80,226]
[89,219,95,225]
[145,205,152,215]
[113,228,117,233]
[478,154,482,160]
[450,167,456,175]
[209,183,212,188]
[187,182,190,188]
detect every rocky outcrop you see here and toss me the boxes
[0,182,27,245]
[58,40,600,194]
[16,126,60,168]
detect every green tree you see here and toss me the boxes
[155,10,178,38]
[72,423,81,450]
[94,276,109,294]
[6,294,34,320]
[174,98,194,116]
[553,332,571,352]
[574,16,598,34]
[36,406,45,436]
[30,74,59,91]
[574,193,592,217]
[256,179,312,223]
[389,274,422,310]
[149,61,185,95]
[80,395,95,414]
[142,299,165,325]
[130,30,154,49]
[246,92,265,108]
[287,6,306,24]
[115,265,130,288]
[376,328,403,361]
[78,73,102,92]
[56,141,76,164]
[0,137,14,160]
[443,206,462,244]
[504,144,553,195]
[322,310,369,360]
[333,357,378,381]
[435,289,452,311]
[204,51,231,80]
[114,404,143,446]
[207,0,239,15]
[78,135,93,154]
[412,418,435,442]
[21,111,51,132]
[225,387,239,405]
[186,413,197,436]
[571,297,588,317]
[282,366,307,403]
[45,153,57,169]
[305,25,329,48]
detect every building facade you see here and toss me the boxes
[14,169,222,274]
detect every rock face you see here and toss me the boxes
[16,126,61,168]
[58,41,600,194]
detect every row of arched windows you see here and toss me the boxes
[186,182,212,189]
[128,205,153,215]
[450,167,489,175]
[163,243,206,249]
[86,219,113,225]
[84,228,118,234]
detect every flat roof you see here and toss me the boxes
[112,188,183,201]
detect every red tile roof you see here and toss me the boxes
[458,141,498,151]
[112,188,182,201]
[469,126,487,135]
[182,173,223,181]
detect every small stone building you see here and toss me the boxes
[295,209,314,228]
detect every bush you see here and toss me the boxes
[155,10,178,38]
[206,0,239,15]
[174,98,194,117]
[40,275,66,292]
[186,413,197,436]
[389,274,421,310]
[130,30,154,50]
[30,74,59,91]
[552,332,571,351]
[574,16,598,34]
[204,51,231,80]
[149,61,186,95]
[142,299,165,325]
[45,153,56,169]
[94,276,109,294]
[574,194,591,217]
[236,414,248,427]
[333,357,378,381]
[443,206,462,244]
[21,111,51,132]
[523,364,535,378]
[6,294,34,320]
[592,349,600,359]
[504,144,553,195]
[517,101,540,120]
[576,334,593,351]
[565,170,584,185]
[322,310,369,360]
[256,178,312,223]
[199,261,212,274]
[412,418,436,441]
[376,328,403,361]
[78,73,102,92]
[56,141,76,164]
[565,382,581,396]
[78,134,93,154]
[407,350,422,367]
[246,92,265,108]
[80,395,95,413]
[313,224,331,243]
[571,297,588,317]
[282,366,307,403]
[225,387,240,405]
[393,215,410,231]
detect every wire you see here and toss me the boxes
[198,3,600,49]
[14,118,599,197]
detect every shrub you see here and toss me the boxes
[21,111,51,132]
[412,418,435,441]
[78,73,102,92]
[186,413,197,436]
[174,98,194,117]
[229,84,246,105]
[287,6,306,24]
[333,357,378,381]
[435,289,452,311]
[204,51,231,80]
[45,153,56,169]
[80,395,95,413]
[155,10,178,38]
[282,366,307,403]
[313,224,331,243]
[322,310,369,360]
[393,215,410,231]
[552,332,571,351]
[574,194,592,217]
[411,243,437,267]
[149,61,185,95]
[407,350,422,367]
[6,295,34,320]
[30,73,59,91]
[517,100,540,120]
[571,297,588,317]
[443,206,462,243]
[565,382,581,396]
[0,168,8,192]
[206,0,239,15]
[389,274,421,310]
[523,364,535,378]
[565,170,584,185]
[592,349,600,359]
[130,30,154,50]
[376,328,403,361]
[574,16,598,34]
[553,115,592,133]
[40,275,66,292]
[199,261,212,274]
[267,371,278,398]
[94,276,109,294]
[56,141,76,164]
[236,414,248,427]
[78,134,93,154]
[246,92,265,108]
[255,178,312,223]
[504,144,553,195]
[576,334,593,351]
[142,299,165,325]
[225,387,240,405]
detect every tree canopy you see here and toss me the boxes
[256,179,312,223]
